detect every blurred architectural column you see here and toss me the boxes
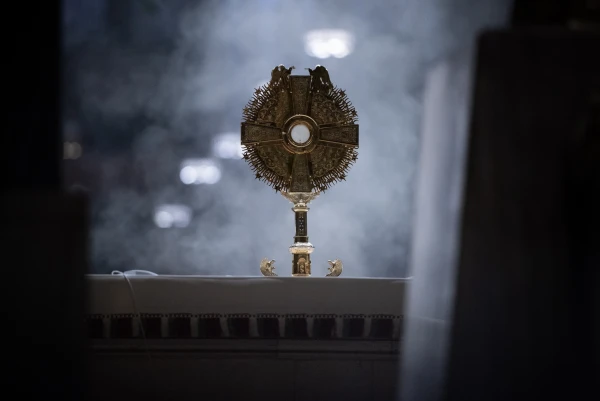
[398,49,475,401]
[400,18,599,401]
[2,0,89,399]
[443,28,599,401]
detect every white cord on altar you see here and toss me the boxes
[111,270,154,363]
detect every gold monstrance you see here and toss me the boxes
[241,65,359,277]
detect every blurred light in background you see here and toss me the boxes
[179,158,222,185]
[63,141,82,160]
[212,132,244,159]
[153,204,193,228]
[304,29,354,59]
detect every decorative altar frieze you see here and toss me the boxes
[87,275,407,401]
[86,275,408,341]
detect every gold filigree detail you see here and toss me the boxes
[290,154,311,192]
[311,93,343,125]
[274,90,292,128]
[310,88,357,126]
[290,76,311,115]
[310,146,358,191]
[297,257,310,275]
[320,125,359,146]
[241,123,282,144]
[243,83,278,124]
[241,64,358,193]
[243,144,292,191]
[328,87,358,125]
[255,145,292,177]
[310,146,346,177]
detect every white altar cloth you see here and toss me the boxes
[87,275,408,317]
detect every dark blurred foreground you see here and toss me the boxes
[3,0,598,400]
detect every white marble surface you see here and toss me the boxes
[87,275,409,316]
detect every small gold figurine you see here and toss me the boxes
[241,65,359,277]
[326,260,343,277]
[259,258,277,277]
[306,65,332,95]
[271,64,295,87]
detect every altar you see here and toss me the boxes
[86,275,408,400]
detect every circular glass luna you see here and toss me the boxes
[290,123,311,145]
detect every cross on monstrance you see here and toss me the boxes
[241,65,359,277]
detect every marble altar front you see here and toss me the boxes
[86,275,408,400]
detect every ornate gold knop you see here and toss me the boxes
[280,191,320,205]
